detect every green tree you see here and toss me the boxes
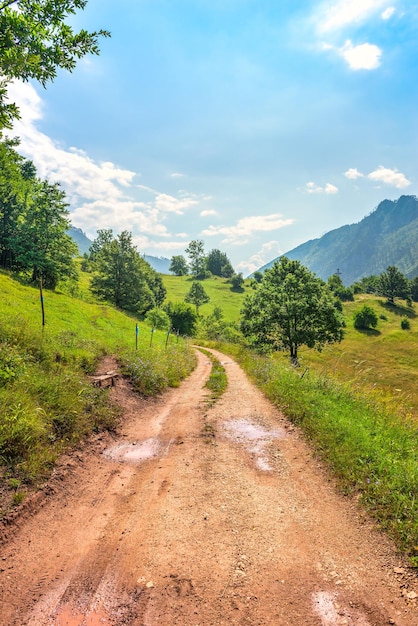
[206,248,234,278]
[169,254,189,276]
[12,179,77,288]
[230,272,244,291]
[327,273,354,301]
[146,272,166,307]
[164,301,197,336]
[378,266,410,304]
[185,239,207,279]
[145,308,171,331]
[353,305,378,330]
[0,0,110,128]
[185,281,210,315]
[253,270,263,283]
[241,257,344,363]
[0,138,30,269]
[352,275,380,294]
[90,230,159,314]
[410,277,418,302]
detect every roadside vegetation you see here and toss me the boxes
[198,348,228,406]
[0,272,195,514]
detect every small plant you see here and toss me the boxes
[353,304,378,330]
[12,492,25,506]
[199,348,228,406]
[400,317,410,330]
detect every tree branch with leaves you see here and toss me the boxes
[0,0,110,128]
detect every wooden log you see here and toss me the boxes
[91,371,119,387]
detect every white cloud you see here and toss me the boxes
[318,0,390,32]
[236,241,282,276]
[201,214,294,245]
[200,209,218,217]
[344,167,364,179]
[339,40,382,70]
[154,193,198,215]
[306,181,339,194]
[381,6,395,19]
[367,166,411,188]
[5,80,203,246]
[170,172,185,178]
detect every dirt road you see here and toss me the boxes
[0,348,416,625]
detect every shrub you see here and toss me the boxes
[145,307,171,331]
[400,317,410,330]
[353,304,378,330]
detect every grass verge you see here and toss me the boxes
[198,347,228,406]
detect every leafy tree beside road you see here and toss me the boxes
[0,0,110,128]
[241,257,344,363]
[0,139,77,287]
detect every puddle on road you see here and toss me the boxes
[223,418,286,472]
[312,591,371,626]
[54,605,111,625]
[103,438,163,464]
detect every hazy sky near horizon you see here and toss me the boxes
[8,0,418,275]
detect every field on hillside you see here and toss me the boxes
[298,294,418,421]
[161,274,249,320]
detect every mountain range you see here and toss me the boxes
[257,195,418,285]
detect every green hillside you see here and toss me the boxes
[161,274,249,321]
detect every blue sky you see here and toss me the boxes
[8,0,418,275]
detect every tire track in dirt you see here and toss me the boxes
[0,348,416,625]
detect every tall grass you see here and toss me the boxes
[215,342,418,563]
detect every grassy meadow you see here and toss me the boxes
[161,273,249,320]
[300,294,418,422]
[0,271,195,510]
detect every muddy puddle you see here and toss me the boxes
[103,438,164,464]
[222,418,286,472]
[312,591,371,626]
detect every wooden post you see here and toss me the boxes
[39,276,45,327]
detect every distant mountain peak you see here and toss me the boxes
[256,195,418,284]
